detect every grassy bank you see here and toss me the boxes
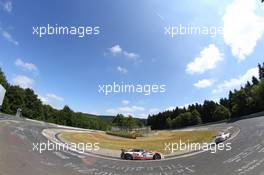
[61,130,217,154]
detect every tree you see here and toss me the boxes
[42,104,57,122]
[231,89,250,117]
[190,109,202,125]
[259,63,264,79]
[166,117,172,128]
[201,100,218,123]
[112,114,140,129]
[254,80,264,111]
[58,105,74,126]
[0,68,10,112]
[4,86,25,115]
[147,112,168,130]
[112,114,125,127]
[212,105,230,121]
[23,88,43,119]
[171,115,183,128]
[220,98,229,109]
[245,81,251,88]
[252,76,259,85]
[126,115,137,130]
[1,96,11,114]
[0,68,9,89]
[228,91,234,112]
[171,112,201,128]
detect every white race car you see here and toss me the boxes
[121,149,163,160]
[215,132,231,144]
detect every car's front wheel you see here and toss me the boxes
[153,153,161,160]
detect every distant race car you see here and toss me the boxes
[215,132,231,144]
[121,149,163,160]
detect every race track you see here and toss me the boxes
[1,113,264,175]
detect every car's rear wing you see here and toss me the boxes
[121,149,127,153]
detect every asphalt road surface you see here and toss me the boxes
[1,113,264,175]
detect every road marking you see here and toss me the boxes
[53,151,70,160]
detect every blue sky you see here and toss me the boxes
[0,0,264,118]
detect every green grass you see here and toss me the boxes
[61,130,217,155]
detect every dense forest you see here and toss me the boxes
[112,114,145,129]
[0,69,111,130]
[147,62,264,130]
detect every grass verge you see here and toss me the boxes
[61,130,217,154]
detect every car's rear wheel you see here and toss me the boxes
[153,153,161,160]
[121,153,125,159]
[125,154,133,160]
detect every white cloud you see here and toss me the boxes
[109,45,122,55]
[106,105,145,116]
[117,66,128,74]
[1,29,18,45]
[223,0,264,61]
[39,93,64,109]
[194,79,215,88]
[46,93,64,102]
[1,1,12,13]
[123,51,139,60]
[108,44,140,61]
[186,44,223,74]
[121,100,130,105]
[15,59,38,73]
[212,67,258,94]
[12,75,34,89]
